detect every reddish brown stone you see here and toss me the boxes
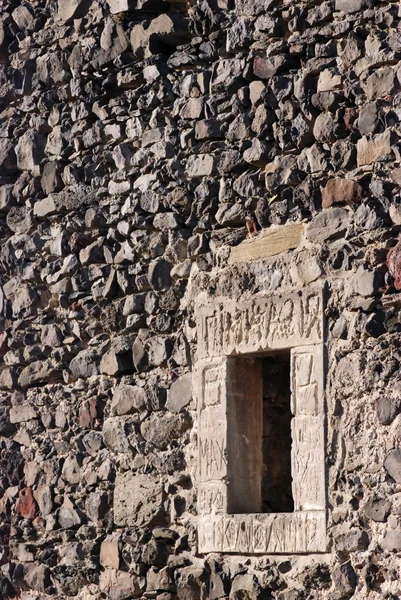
[322,178,363,209]
[79,398,97,428]
[16,488,38,520]
[253,55,286,79]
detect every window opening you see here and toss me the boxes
[226,353,293,515]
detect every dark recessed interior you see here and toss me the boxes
[261,353,294,513]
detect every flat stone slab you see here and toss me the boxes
[199,512,327,554]
[196,288,324,359]
[229,223,303,264]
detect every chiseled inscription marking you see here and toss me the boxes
[291,345,323,417]
[197,290,323,358]
[199,483,226,513]
[199,512,326,554]
[292,416,325,511]
[199,436,226,480]
[203,365,223,407]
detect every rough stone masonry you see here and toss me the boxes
[1,0,401,598]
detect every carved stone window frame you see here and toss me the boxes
[195,288,327,554]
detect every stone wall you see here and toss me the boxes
[1,0,401,598]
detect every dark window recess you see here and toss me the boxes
[261,354,294,513]
[226,353,294,515]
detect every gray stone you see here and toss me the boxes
[335,528,369,552]
[313,113,335,143]
[103,417,132,453]
[365,67,396,101]
[113,472,164,526]
[99,569,142,600]
[384,449,401,483]
[18,361,61,388]
[335,0,367,13]
[61,456,81,485]
[186,154,215,178]
[85,492,109,523]
[0,139,17,174]
[15,132,46,172]
[148,336,173,367]
[348,267,382,298]
[148,260,172,291]
[236,0,274,15]
[141,413,189,450]
[100,350,133,376]
[111,384,147,415]
[34,185,96,217]
[358,102,379,135]
[9,404,37,424]
[382,530,401,551]
[6,206,33,234]
[69,349,99,379]
[12,5,35,31]
[166,373,192,412]
[364,498,391,522]
[58,497,82,528]
[0,184,16,212]
[305,208,351,243]
[376,397,401,425]
[230,574,261,600]
[57,0,94,22]
[332,562,357,596]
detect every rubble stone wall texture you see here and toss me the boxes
[1,0,401,598]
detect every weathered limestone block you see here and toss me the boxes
[357,131,392,166]
[229,224,303,263]
[113,472,164,526]
[100,534,120,569]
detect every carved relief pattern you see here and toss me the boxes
[197,360,228,514]
[291,345,325,512]
[197,290,323,359]
[196,290,327,553]
[199,512,326,554]
[291,417,325,511]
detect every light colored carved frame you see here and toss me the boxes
[195,288,327,554]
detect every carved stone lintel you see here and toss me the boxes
[198,512,327,554]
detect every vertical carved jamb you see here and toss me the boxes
[291,344,326,512]
[196,358,230,552]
